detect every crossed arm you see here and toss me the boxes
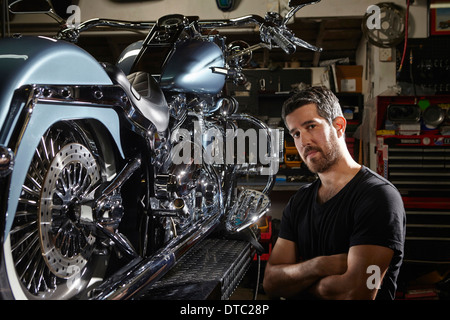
[263,238,393,300]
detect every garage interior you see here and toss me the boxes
[2,0,450,301]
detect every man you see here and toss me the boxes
[263,86,405,300]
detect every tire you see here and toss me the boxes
[0,122,111,300]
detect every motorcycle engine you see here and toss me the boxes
[152,109,222,240]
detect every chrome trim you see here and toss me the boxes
[33,84,157,138]
[95,157,142,210]
[96,222,139,259]
[0,145,14,178]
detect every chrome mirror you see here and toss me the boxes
[9,0,52,14]
[284,0,321,26]
[288,0,319,7]
[9,0,65,25]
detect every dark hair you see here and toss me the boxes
[281,86,343,127]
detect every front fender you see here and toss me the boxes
[0,36,113,135]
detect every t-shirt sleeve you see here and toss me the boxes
[349,183,406,253]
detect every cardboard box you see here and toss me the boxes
[335,65,363,93]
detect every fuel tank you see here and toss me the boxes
[0,36,113,135]
[159,39,226,96]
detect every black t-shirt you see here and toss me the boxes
[279,166,406,300]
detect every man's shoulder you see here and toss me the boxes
[358,166,398,191]
[355,166,404,206]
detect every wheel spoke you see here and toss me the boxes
[35,258,49,293]
[27,167,43,190]
[10,220,36,235]
[10,229,38,253]
[24,243,44,291]
[14,210,37,219]
[16,234,39,275]
[49,137,56,160]
[21,184,40,198]
[41,136,50,163]
[58,170,70,196]
[34,148,47,175]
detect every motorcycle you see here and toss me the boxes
[0,0,321,300]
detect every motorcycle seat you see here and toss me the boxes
[103,63,169,132]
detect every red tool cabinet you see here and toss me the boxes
[376,95,450,263]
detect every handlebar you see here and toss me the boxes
[57,3,322,54]
[197,14,265,29]
[57,18,155,41]
[260,25,297,54]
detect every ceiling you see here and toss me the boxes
[6,16,364,68]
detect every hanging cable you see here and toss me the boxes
[253,254,261,300]
[1,0,6,38]
[397,0,411,76]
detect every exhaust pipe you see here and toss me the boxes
[90,213,221,300]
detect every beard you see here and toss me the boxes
[301,134,341,174]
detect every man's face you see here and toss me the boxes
[285,103,341,174]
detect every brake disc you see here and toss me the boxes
[39,143,99,279]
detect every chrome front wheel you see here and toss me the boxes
[2,123,107,299]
